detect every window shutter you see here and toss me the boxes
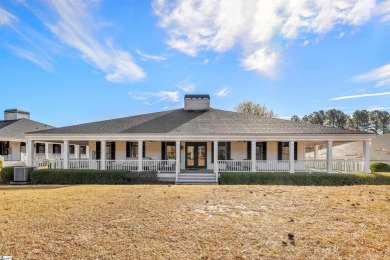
[277,142,282,160]
[143,142,146,158]
[111,142,116,160]
[96,141,101,160]
[35,143,40,154]
[227,142,231,160]
[263,142,267,160]
[161,142,166,160]
[211,142,214,163]
[294,142,298,161]
[247,142,251,160]
[126,142,130,158]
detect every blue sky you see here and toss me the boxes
[0,0,390,127]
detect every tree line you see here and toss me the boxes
[291,109,390,134]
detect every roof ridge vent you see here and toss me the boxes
[184,94,210,111]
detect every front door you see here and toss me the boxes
[185,142,207,169]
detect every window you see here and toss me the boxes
[80,146,87,155]
[53,144,61,154]
[212,142,231,162]
[161,142,176,160]
[35,143,45,154]
[126,142,144,158]
[69,145,75,155]
[278,142,297,161]
[247,142,267,160]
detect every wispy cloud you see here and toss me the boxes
[43,0,145,82]
[375,0,390,22]
[176,80,195,92]
[128,91,179,104]
[153,0,376,76]
[135,48,166,62]
[366,105,390,111]
[215,87,229,97]
[330,92,390,100]
[8,45,51,70]
[354,64,390,87]
[0,6,17,26]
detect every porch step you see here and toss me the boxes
[176,172,218,184]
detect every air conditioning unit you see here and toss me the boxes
[13,167,35,182]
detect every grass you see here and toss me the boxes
[0,185,389,259]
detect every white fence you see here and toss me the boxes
[35,160,64,169]
[106,160,138,171]
[69,160,100,170]
[142,160,176,172]
[295,160,327,173]
[257,160,290,172]
[217,160,364,173]
[333,160,363,173]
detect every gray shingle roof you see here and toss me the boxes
[28,108,369,135]
[0,119,54,140]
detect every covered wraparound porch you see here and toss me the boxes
[27,135,372,183]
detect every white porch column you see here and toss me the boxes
[289,141,295,173]
[314,145,319,160]
[138,140,143,172]
[101,140,106,170]
[63,140,69,169]
[251,141,256,172]
[45,143,49,159]
[214,141,218,181]
[176,141,180,182]
[326,140,333,173]
[75,145,79,159]
[363,141,371,173]
[27,140,34,166]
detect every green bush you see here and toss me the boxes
[31,169,159,185]
[0,166,15,183]
[370,162,390,173]
[0,160,3,169]
[219,172,390,186]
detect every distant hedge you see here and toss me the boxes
[31,169,159,184]
[219,172,390,186]
[370,162,390,173]
[0,166,15,183]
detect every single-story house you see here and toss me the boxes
[25,95,372,183]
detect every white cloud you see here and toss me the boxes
[44,0,144,82]
[176,80,196,92]
[375,0,390,22]
[153,0,376,76]
[330,91,390,100]
[128,91,179,104]
[135,48,166,62]
[0,7,17,26]
[354,64,390,87]
[8,45,51,70]
[367,105,390,111]
[215,87,229,97]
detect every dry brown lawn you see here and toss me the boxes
[1,185,389,259]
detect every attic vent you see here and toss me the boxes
[184,94,210,111]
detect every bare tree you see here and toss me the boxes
[235,101,278,118]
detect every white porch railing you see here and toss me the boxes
[69,160,100,170]
[35,159,64,169]
[106,160,138,171]
[142,159,176,172]
[256,160,290,172]
[333,160,363,173]
[295,160,327,172]
[0,154,12,161]
[217,160,252,172]
[35,153,63,160]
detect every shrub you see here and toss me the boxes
[31,169,159,185]
[370,162,390,173]
[0,160,3,169]
[219,172,390,186]
[0,166,16,183]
